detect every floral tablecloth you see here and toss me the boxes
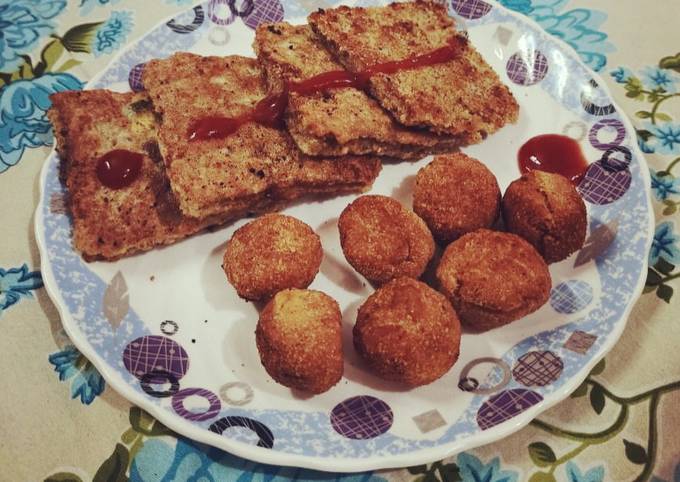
[1,0,680,480]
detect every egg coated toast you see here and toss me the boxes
[254,22,462,157]
[142,53,382,219]
[48,90,216,261]
[308,0,519,141]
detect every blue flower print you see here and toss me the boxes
[641,66,679,94]
[638,135,655,154]
[130,437,387,482]
[456,452,518,482]
[650,169,680,201]
[565,461,605,482]
[610,66,634,84]
[499,0,534,15]
[648,122,680,156]
[0,72,83,172]
[0,0,66,72]
[0,264,42,315]
[79,0,121,16]
[48,345,105,404]
[650,221,680,266]
[526,1,613,72]
[93,11,133,57]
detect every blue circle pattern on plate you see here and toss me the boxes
[39,0,652,461]
[550,280,594,314]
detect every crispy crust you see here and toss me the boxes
[435,229,551,331]
[48,90,220,261]
[308,1,519,138]
[338,194,435,285]
[142,53,381,219]
[222,213,323,301]
[256,289,343,394]
[502,171,587,263]
[413,153,500,244]
[254,22,463,157]
[354,277,461,386]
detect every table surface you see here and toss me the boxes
[1,0,679,481]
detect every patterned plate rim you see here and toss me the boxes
[34,0,655,472]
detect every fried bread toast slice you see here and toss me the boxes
[308,1,519,140]
[48,90,218,261]
[254,22,462,157]
[142,53,381,219]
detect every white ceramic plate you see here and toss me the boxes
[36,0,654,472]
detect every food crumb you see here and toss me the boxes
[150,275,155,281]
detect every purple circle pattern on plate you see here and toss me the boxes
[477,388,543,430]
[589,119,626,150]
[331,396,393,440]
[172,387,221,421]
[160,319,179,336]
[506,51,548,86]
[128,63,146,92]
[550,280,593,314]
[578,162,631,205]
[512,351,564,386]
[209,416,274,448]
[457,357,512,395]
[123,335,189,380]
[208,0,236,25]
[166,5,205,34]
[140,370,180,398]
[243,0,284,29]
[451,0,492,19]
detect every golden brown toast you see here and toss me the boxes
[308,1,519,140]
[48,90,217,261]
[254,22,462,157]
[142,53,382,219]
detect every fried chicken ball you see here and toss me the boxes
[256,289,343,394]
[223,213,322,301]
[338,195,435,285]
[354,277,461,387]
[502,170,587,263]
[436,229,551,331]
[413,153,501,244]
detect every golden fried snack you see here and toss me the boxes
[338,195,435,285]
[256,289,343,394]
[254,22,462,158]
[308,1,519,140]
[48,90,219,261]
[436,229,551,331]
[413,153,500,244]
[502,170,587,263]
[354,277,461,386]
[143,53,381,220]
[223,214,322,301]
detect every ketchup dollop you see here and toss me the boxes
[518,134,589,184]
[96,149,144,189]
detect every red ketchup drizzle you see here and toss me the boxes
[518,134,589,185]
[187,37,467,141]
[96,149,143,189]
[188,91,288,141]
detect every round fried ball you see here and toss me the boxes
[223,213,322,301]
[354,277,461,387]
[413,153,501,244]
[256,289,343,394]
[436,229,551,331]
[338,195,435,285]
[502,170,587,263]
